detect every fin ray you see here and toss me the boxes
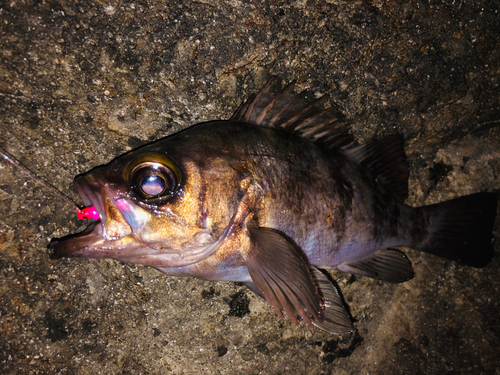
[337,249,415,283]
[311,268,354,334]
[342,134,409,201]
[246,224,324,326]
[417,192,497,267]
[232,78,411,200]
[230,77,355,150]
[231,78,409,200]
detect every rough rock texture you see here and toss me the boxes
[1,1,499,374]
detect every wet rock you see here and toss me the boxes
[1,1,499,374]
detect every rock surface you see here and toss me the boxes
[1,1,499,374]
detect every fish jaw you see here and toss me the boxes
[49,218,224,268]
[49,171,152,260]
[49,213,227,268]
[73,172,141,238]
[49,168,227,268]
[49,220,146,259]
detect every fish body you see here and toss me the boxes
[50,78,497,333]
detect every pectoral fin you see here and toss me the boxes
[245,225,324,327]
[337,248,414,283]
[243,282,264,299]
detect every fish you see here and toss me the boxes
[49,77,497,334]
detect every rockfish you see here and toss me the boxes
[50,78,497,334]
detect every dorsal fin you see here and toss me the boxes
[231,77,409,200]
[342,135,409,201]
[231,77,355,150]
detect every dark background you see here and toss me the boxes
[1,1,499,374]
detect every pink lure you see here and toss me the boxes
[77,206,99,220]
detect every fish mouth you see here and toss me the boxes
[49,174,225,268]
[49,175,109,259]
[49,221,105,259]
[74,175,107,226]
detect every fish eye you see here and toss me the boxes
[127,153,181,203]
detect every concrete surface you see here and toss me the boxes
[1,1,499,374]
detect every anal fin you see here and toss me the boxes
[337,249,414,283]
[245,268,354,335]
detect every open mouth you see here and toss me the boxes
[74,175,107,225]
[48,169,228,268]
[49,175,107,259]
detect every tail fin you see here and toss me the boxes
[417,193,497,267]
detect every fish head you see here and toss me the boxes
[50,135,243,268]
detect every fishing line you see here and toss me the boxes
[0,146,98,220]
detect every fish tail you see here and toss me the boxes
[416,192,497,267]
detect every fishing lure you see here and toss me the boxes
[76,206,99,220]
[0,147,99,221]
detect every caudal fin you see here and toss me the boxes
[417,193,497,267]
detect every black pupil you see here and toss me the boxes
[141,174,167,196]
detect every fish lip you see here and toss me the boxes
[49,174,109,259]
[49,221,104,258]
[74,174,107,225]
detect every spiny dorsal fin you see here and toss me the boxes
[342,135,409,201]
[232,78,409,200]
[231,77,355,150]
